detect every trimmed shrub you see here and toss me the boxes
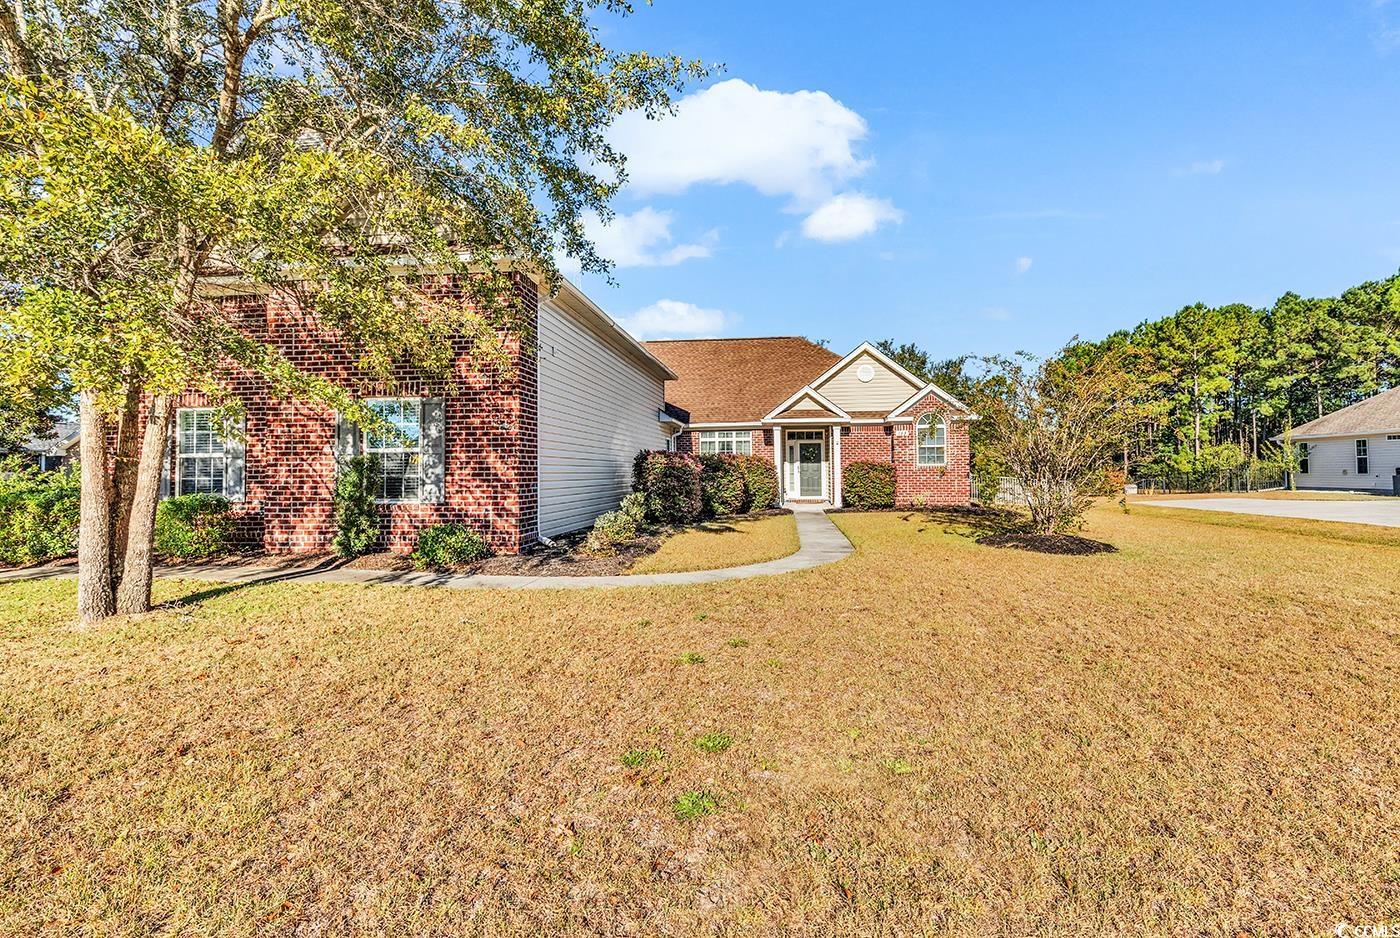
[583,508,640,555]
[412,522,491,569]
[154,494,236,560]
[0,462,80,565]
[332,454,381,558]
[737,455,779,511]
[699,454,746,518]
[618,491,647,525]
[632,451,702,525]
[843,461,896,509]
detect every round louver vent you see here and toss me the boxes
[857,363,875,383]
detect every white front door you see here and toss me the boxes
[784,431,826,499]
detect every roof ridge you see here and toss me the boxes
[642,335,814,343]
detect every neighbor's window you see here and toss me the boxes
[177,409,225,495]
[1297,443,1309,475]
[1356,439,1369,475]
[915,413,947,466]
[365,398,423,501]
[699,430,752,455]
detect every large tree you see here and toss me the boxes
[0,0,702,621]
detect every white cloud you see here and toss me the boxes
[584,207,716,268]
[800,193,903,242]
[1014,256,1033,275]
[616,299,732,340]
[609,79,873,206]
[1174,158,1226,177]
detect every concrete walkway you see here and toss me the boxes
[0,506,854,591]
[1145,496,1400,528]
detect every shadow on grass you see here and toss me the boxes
[160,556,351,608]
[898,506,1118,556]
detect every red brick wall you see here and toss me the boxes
[836,407,971,506]
[888,398,972,506]
[676,416,972,507]
[163,274,539,554]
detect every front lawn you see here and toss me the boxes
[1,506,1396,934]
[627,513,799,574]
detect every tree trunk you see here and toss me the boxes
[1192,375,1201,460]
[77,391,115,624]
[109,381,142,589]
[115,394,174,615]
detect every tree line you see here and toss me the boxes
[882,268,1400,481]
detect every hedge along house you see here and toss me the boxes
[645,338,975,507]
[162,271,677,555]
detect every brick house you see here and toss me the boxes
[165,273,676,555]
[645,337,975,508]
[161,279,972,555]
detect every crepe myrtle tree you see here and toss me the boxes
[0,0,705,621]
[975,347,1135,535]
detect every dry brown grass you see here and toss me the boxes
[627,514,799,574]
[1,506,1397,935]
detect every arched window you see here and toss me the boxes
[916,413,946,466]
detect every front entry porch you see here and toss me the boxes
[772,425,843,508]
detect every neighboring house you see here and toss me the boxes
[1275,386,1400,494]
[19,421,80,472]
[645,337,975,507]
[163,272,676,554]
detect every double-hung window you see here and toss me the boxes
[365,399,423,501]
[1297,443,1309,475]
[916,413,947,466]
[698,430,752,455]
[177,409,226,495]
[1356,439,1369,475]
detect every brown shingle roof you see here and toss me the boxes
[644,337,841,424]
[1287,387,1400,439]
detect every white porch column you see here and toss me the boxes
[773,427,784,504]
[832,425,843,508]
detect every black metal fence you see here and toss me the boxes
[1131,468,1286,494]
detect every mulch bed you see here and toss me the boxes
[977,533,1118,555]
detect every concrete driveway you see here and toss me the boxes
[1146,496,1400,528]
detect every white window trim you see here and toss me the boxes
[1297,442,1309,475]
[175,407,226,497]
[915,413,948,467]
[1356,438,1369,475]
[364,397,426,504]
[698,429,753,456]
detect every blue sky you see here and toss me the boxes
[568,1,1400,359]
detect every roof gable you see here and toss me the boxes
[1284,386,1400,439]
[765,386,851,422]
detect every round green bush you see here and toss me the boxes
[155,494,237,560]
[843,461,896,509]
[412,522,491,569]
[737,455,779,511]
[0,465,79,565]
[699,453,746,517]
[632,451,702,524]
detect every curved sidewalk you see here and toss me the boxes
[0,507,853,592]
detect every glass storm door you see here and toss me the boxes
[797,443,822,496]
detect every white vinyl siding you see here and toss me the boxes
[537,297,669,537]
[1292,435,1399,492]
[699,430,753,455]
[815,352,920,413]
